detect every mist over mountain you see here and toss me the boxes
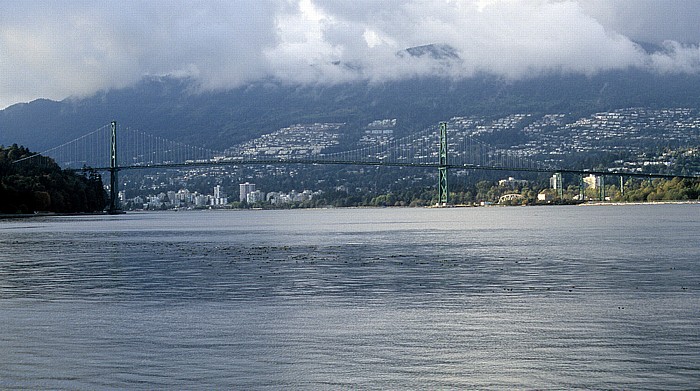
[2,68,700,153]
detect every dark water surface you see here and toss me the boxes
[0,205,698,389]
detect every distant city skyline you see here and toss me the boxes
[2,1,700,109]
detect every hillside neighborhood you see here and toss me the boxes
[115,106,700,209]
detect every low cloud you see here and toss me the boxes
[2,0,700,109]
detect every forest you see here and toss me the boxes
[0,145,107,214]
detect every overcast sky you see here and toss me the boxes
[1,0,700,109]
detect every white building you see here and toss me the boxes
[498,177,528,188]
[212,185,227,206]
[240,182,256,202]
[176,189,192,204]
[266,192,280,205]
[583,174,601,190]
[550,173,563,190]
[167,191,179,207]
[194,194,209,207]
[247,190,263,203]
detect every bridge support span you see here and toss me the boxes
[437,122,449,206]
[108,120,121,214]
[41,119,698,212]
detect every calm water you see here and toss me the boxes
[0,205,698,389]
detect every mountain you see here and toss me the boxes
[2,69,700,152]
[398,43,461,60]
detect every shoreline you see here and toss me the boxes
[579,200,700,206]
[0,211,113,219]
[2,200,698,218]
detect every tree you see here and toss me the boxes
[0,145,107,213]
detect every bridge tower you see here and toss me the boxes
[438,122,449,206]
[554,172,564,199]
[108,120,121,213]
[619,176,625,197]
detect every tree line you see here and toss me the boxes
[0,145,107,214]
[240,177,700,209]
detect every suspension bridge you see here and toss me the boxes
[11,120,699,213]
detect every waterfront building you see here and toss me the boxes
[167,191,179,207]
[583,174,601,189]
[247,190,263,203]
[213,185,227,206]
[266,192,281,205]
[240,182,256,202]
[194,194,209,207]
[132,195,145,208]
[176,189,192,204]
[498,177,528,188]
[550,173,562,190]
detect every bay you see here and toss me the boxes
[0,205,698,389]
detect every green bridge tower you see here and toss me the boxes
[108,120,121,214]
[438,121,449,206]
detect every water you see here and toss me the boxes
[0,205,698,389]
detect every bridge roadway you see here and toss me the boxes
[80,158,700,180]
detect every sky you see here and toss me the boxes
[1,0,700,109]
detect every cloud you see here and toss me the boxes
[1,0,700,109]
[647,41,700,74]
[0,1,281,108]
[580,0,700,45]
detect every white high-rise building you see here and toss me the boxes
[550,173,562,190]
[212,185,227,206]
[240,182,256,202]
[246,190,263,204]
[167,190,179,207]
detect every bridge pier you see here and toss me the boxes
[437,122,449,206]
[108,120,121,214]
[554,172,564,200]
[620,175,625,197]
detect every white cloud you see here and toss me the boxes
[580,0,700,45]
[1,0,700,109]
[648,41,700,74]
[0,1,281,108]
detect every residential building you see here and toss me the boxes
[247,190,263,203]
[583,174,601,189]
[498,177,528,188]
[550,173,563,190]
[212,185,227,205]
[240,182,255,202]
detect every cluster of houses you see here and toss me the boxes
[119,182,323,210]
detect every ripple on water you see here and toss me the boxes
[0,207,698,389]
